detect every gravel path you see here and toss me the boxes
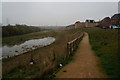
[55,32,108,78]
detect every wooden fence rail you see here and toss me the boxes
[67,33,84,57]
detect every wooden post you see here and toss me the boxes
[67,43,69,57]
[70,43,72,54]
[71,42,73,52]
[52,49,56,62]
[73,41,74,50]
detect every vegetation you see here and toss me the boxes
[3,65,40,78]
[80,28,119,78]
[2,24,41,37]
[2,28,82,79]
[3,27,119,78]
[43,46,79,80]
[2,29,53,46]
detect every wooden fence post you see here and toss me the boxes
[69,43,71,55]
[66,33,84,58]
[67,43,69,57]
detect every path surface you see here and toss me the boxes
[55,32,108,78]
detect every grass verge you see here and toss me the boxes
[80,28,119,78]
[42,46,79,80]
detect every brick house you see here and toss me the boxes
[100,17,111,29]
[111,13,120,26]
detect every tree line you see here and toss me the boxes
[2,24,41,37]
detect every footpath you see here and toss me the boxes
[55,32,108,78]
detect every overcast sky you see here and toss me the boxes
[2,2,118,26]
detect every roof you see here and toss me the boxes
[111,13,120,19]
[75,21,80,24]
[66,24,75,27]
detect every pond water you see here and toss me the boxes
[0,37,55,59]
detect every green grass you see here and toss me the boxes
[2,30,55,46]
[80,28,119,78]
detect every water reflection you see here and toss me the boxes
[1,37,55,59]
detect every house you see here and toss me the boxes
[75,21,81,28]
[79,22,85,27]
[66,20,99,29]
[94,21,100,27]
[66,24,75,29]
[66,21,85,29]
[100,17,111,29]
[111,13,120,27]
[85,19,96,27]
[99,13,120,29]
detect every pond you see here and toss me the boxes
[0,37,55,59]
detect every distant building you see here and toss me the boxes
[85,19,97,27]
[66,20,99,29]
[66,21,84,29]
[79,22,85,27]
[111,13,120,26]
[66,24,75,29]
[99,13,120,29]
[100,17,111,29]
[75,21,81,28]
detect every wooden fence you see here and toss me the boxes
[67,33,84,57]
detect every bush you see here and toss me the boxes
[2,24,41,37]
